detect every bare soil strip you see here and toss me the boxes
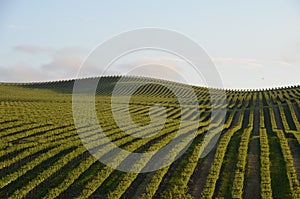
[288,139,300,182]
[187,144,218,198]
[243,107,260,199]
[272,105,284,129]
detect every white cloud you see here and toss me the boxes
[212,56,300,89]
[0,64,50,82]
[1,46,299,89]
[109,56,191,84]
[13,45,52,54]
[212,57,264,69]
[0,46,90,82]
[6,24,30,29]
[42,47,86,73]
[280,42,300,64]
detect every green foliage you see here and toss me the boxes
[0,77,299,198]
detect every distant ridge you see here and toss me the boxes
[1,75,299,92]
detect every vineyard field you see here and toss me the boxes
[1,76,300,199]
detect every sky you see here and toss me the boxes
[0,0,299,89]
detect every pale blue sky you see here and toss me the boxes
[0,0,299,88]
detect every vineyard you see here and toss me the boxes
[1,76,300,199]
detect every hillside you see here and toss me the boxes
[1,76,300,198]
